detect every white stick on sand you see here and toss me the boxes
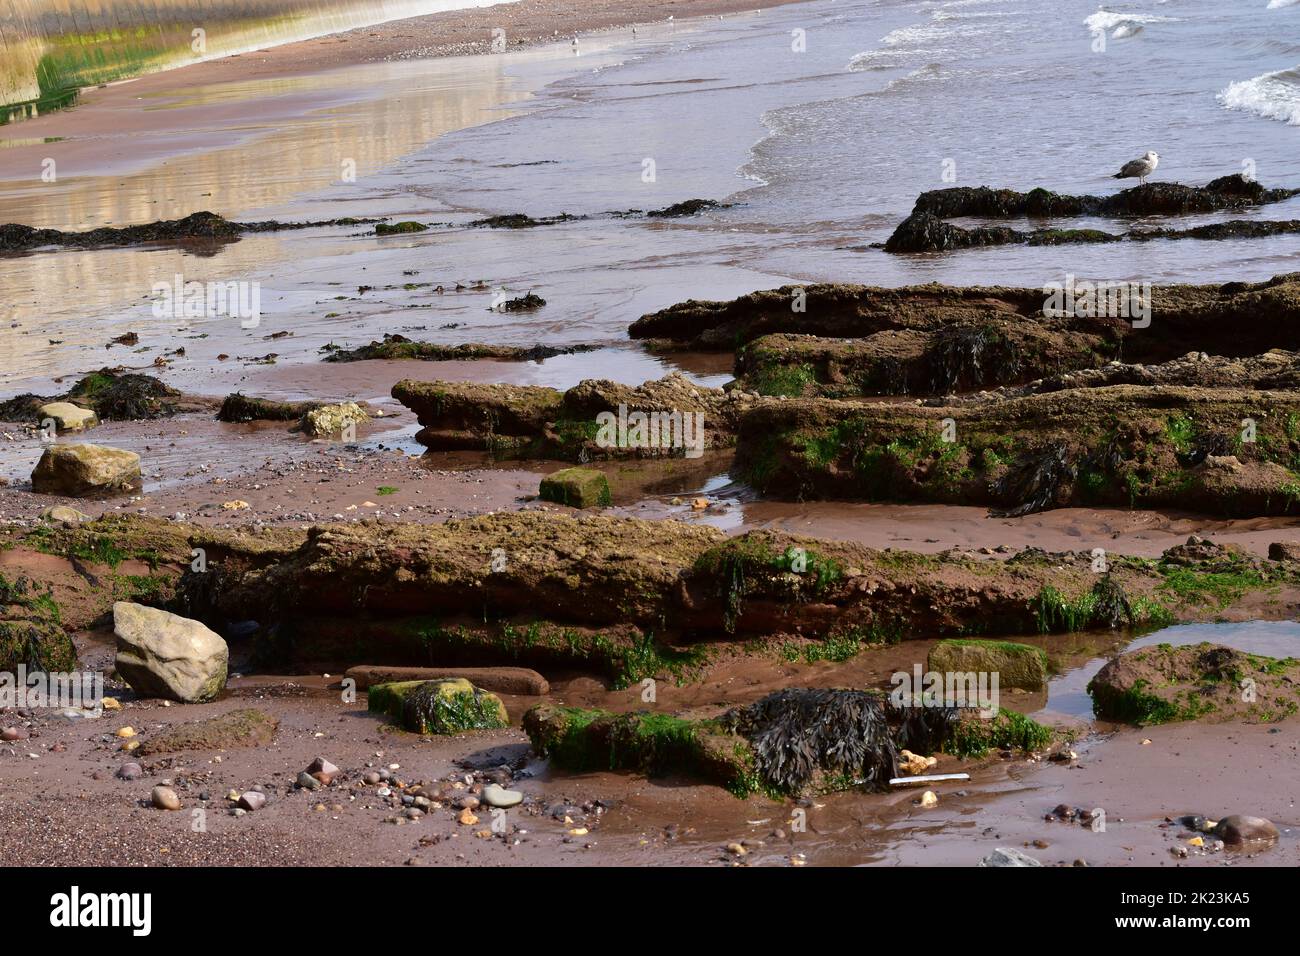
[887,773,972,787]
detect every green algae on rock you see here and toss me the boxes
[525,689,1051,796]
[523,703,761,795]
[734,322,1110,398]
[734,385,1300,517]
[394,373,753,460]
[374,221,428,235]
[539,467,612,508]
[0,573,76,674]
[943,707,1054,758]
[367,678,508,734]
[7,513,1294,686]
[927,640,1048,691]
[1088,642,1300,726]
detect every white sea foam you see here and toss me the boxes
[933,9,1018,20]
[1218,67,1300,125]
[1267,0,1299,9]
[847,47,952,71]
[1083,10,1177,35]
[882,24,953,46]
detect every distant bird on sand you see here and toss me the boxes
[1113,151,1159,185]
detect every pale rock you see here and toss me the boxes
[113,602,228,703]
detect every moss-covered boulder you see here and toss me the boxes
[927,639,1048,691]
[522,703,759,795]
[368,678,509,734]
[1088,642,1300,725]
[0,573,76,673]
[539,467,611,508]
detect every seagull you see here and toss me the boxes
[1113,150,1159,185]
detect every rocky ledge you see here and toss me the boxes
[883,176,1300,252]
[9,513,1298,680]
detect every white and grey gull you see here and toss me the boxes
[1113,150,1159,185]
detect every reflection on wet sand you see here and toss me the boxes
[0,52,542,387]
[0,54,530,229]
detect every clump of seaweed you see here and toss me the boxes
[469,212,582,229]
[1090,573,1135,629]
[720,688,957,793]
[0,370,179,423]
[1176,432,1230,468]
[990,443,1075,517]
[217,393,316,423]
[646,199,722,218]
[69,371,178,420]
[500,292,546,312]
[0,394,46,421]
[1033,574,1146,633]
[926,323,1022,394]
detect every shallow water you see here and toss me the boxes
[1,0,1298,399]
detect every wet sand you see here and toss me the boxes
[0,0,805,191]
[4,633,1296,868]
